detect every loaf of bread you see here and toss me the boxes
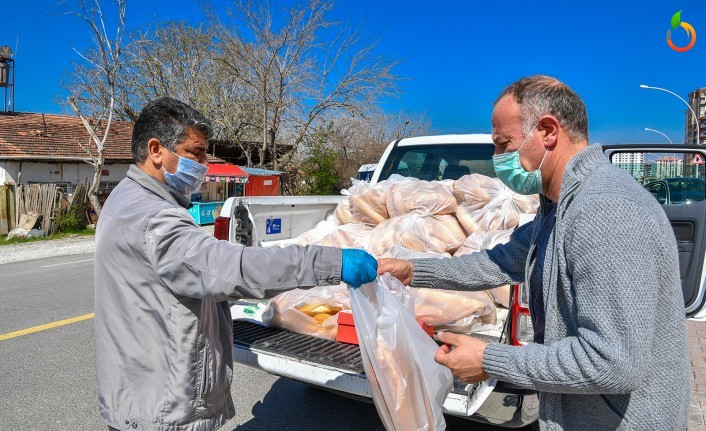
[333,199,364,225]
[385,177,457,217]
[410,287,496,326]
[368,214,466,258]
[263,286,348,340]
[453,230,514,308]
[485,285,511,308]
[453,174,538,235]
[349,185,389,226]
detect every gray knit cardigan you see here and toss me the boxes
[411,144,690,430]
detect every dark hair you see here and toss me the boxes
[495,75,589,143]
[131,97,212,163]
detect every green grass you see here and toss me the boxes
[0,229,94,247]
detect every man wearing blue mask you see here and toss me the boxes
[378,76,689,430]
[94,97,377,431]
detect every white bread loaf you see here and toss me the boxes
[369,214,466,258]
[453,174,538,235]
[410,287,496,326]
[385,176,457,217]
[349,185,389,226]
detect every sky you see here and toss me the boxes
[2,0,706,144]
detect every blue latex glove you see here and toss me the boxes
[341,249,378,288]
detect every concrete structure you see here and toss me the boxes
[612,152,645,181]
[656,156,683,178]
[687,88,706,145]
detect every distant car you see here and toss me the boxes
[644,177,706,205]
[355,163,377,182]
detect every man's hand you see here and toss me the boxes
[377,258,413,285]
[434,331,489,384]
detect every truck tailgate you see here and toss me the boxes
[233,319,501,414]
[234,320,364,374]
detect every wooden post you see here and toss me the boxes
[0,185,9,235]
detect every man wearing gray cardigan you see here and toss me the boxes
[379,75,690,430]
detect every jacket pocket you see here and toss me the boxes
[199,344,211,400]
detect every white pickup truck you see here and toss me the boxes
[213,136,706,428]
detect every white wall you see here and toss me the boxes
[0,161,130,185]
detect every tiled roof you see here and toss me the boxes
[0,112,227,164]
[0,112,134,162]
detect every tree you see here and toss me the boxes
[212,0,400,169]
[62,0,127,218]
[299,125,339,195]
[120,21,262,164]
[327,111,432,189]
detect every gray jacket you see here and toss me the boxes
[94,165,342,431]
[411,145,689,430]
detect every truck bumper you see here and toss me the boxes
[233,320,538,428]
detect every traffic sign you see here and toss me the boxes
[691,154,705,165]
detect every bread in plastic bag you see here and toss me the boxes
[263,285,351,340]
[369,214,466,258]
[384,175,457,217]
[349,274,453,431]
[297,222,373,249]
[334,199,360,225]
[347,180,389,227]
[453,174,538,235]
[410,287,497,328]
[454,230,514,307]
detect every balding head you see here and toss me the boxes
[495,75,589,144]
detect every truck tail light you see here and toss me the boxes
[509,283,534,346]
[214,216,229,241]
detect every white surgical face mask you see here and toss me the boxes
[161,147,208,195]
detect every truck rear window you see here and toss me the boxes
[378,143,496,182]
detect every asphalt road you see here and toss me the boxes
[0,253,530,431]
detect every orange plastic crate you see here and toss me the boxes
[336,310,434,345]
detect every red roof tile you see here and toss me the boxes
[0,112,226,164]
[0,112,133,161]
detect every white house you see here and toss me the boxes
[0,112,133,195]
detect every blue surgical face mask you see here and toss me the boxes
[492,125,548,195]
[161,146,208,195]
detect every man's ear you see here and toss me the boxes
[538,115,560,149]
[146,138,164,168]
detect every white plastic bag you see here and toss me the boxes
[384,175,457,217]
[349,274,453,431]
[368,214,466,258]
[262,285,350,340]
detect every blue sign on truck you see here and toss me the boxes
[265,218,281,235]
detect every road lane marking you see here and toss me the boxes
[0,313,94,341]
[40,258,94,268]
